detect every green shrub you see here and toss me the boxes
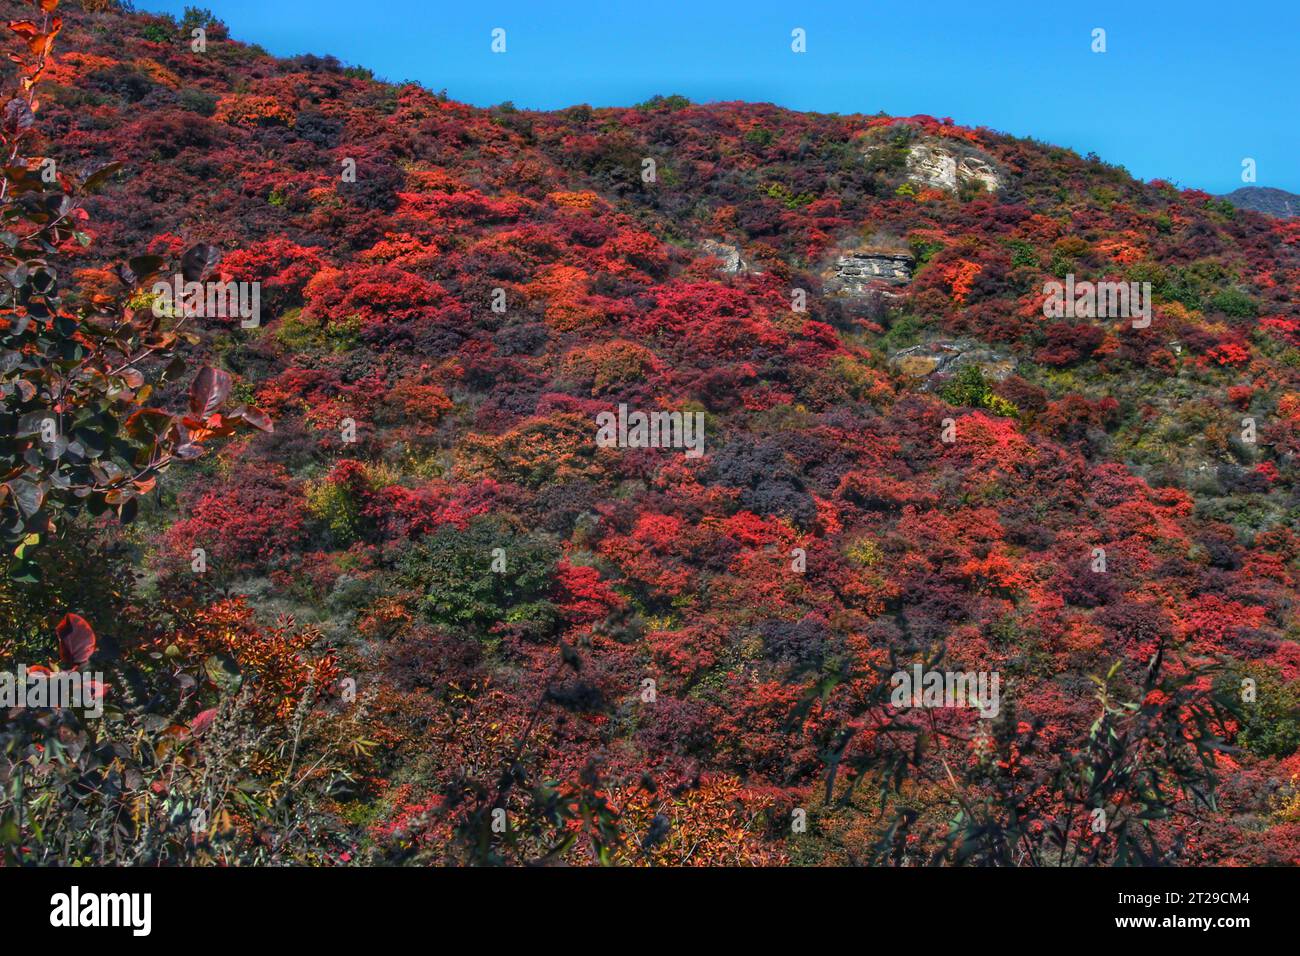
[940,365,1019,418]
[178,87,218,115]
[395,518,559,636]
[141,22,173,43]
[1217,666,1300,758]
[305,478,360,547]
[635,94,691,112]
[1210,287,1259,319]
[1006,239,1039,269]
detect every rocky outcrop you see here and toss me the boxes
[863,133,1003,195]
[889,340,1016,383]
[904,143,1001,194]
[700,239,755,274]
[830,251,913,293]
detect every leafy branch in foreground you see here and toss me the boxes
[0,0,270,582]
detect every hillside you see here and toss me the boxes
[2,0,1299,866]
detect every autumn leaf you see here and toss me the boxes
[56,612,95,665]
[181,243,222,283]
[189,708,218,736]
[188,366,232,418]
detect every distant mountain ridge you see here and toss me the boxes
[1221,186,1300,217]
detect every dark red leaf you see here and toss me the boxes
[188,366,232,418]
[235,405,273,433]
[181,243,222,283]
[56,612,96,666]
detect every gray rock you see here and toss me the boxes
[700,239,756,274]
[904,143,1002,193]
[862,134,1003,194]
[833,252,914,293]
[889,339,1017,384]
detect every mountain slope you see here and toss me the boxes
[6,0,1300,865]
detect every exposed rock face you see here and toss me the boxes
[905,144,959,192]
[889,340,1016,383]
[955,155,1001,193]
[700,239,755,274]
[905,143,1001,193]
[863,131,1003,195]
[832,251,913,293]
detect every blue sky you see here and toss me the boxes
[137,0,1299,194]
